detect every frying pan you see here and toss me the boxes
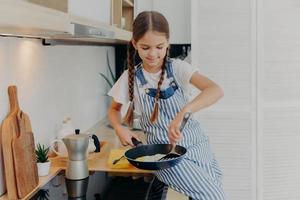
[124,113,191,170]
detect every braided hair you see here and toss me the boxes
[123,11,170,126]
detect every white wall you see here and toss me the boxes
[0,37,114,145]
[191,0,300,200]
[258,0,300,199]
[191,0,255,199]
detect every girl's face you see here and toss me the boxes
[133,31,169,73]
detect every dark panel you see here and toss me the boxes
[115,44,191,79]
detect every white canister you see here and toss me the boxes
[121,17,126,29]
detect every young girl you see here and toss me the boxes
[108,11,226,200]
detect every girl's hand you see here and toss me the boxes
[168,112,185,145]
[115,126,140,147]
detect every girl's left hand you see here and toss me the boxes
[168,112,185,145]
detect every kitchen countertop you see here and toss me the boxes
[51,118,152,175]
[0,167,62,200]
[0,117,152,200]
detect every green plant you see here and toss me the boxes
[35,143,50,163]
[33,189,50,200]
[99,50,117,89]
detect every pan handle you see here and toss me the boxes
[179,112,191,132]
[131,137,143,147]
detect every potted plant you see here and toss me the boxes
[32,189,50,200]
[100,50,125,125]
[35,143,51,177]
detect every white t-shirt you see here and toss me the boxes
[107,59,199,115]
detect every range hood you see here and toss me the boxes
[44,15,131,45]
[0,0,131,45]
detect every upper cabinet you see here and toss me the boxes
[68,0,111,24]
[26,0,68,13]
[0,0,70,37]
[0,0,132,44]
[135,0,191,44]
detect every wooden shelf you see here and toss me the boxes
[111,0,134,32]
[123,0,134,7]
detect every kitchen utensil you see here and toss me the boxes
[63,134,89,180]
[65,177,89,198]
[125,139,187,170]
[159,112,191,160]
[90,134,101,152]
[124,113,191,170]
[51,131,97,157]
[75,129,97,153]
[12,111,38,198]
[113,155,125,165]
[1,85,21,199]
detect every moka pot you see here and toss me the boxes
[63,134,89,180]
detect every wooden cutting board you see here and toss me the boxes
[0,85,37,199]
[1,85,20,199]
[12,111,38,198]
[107,149,130,169]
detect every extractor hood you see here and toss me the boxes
[0,0,131,45]
[43,15,131,45]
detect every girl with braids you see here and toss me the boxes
[108,11,226,200]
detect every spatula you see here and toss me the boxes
[159,112,191,161]
[113,155,125,165]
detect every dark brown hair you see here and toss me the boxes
[123,11,170,126]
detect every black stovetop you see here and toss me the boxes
[30,172,151,200]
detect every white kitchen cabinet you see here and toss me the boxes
[28,0,112,24]
[0,0,132,43]
[134,0,191,44]
[0,0,70,37]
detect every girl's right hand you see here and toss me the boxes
[115,126,140,147]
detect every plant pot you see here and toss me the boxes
[37,161,51,177]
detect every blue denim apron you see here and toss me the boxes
[135,60,226,200]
